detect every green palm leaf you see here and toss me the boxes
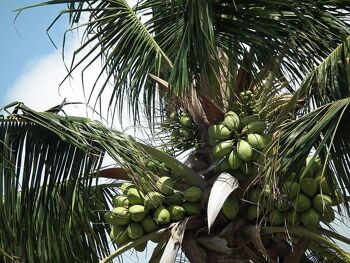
[18,0,350,125]
[263,36,350,214]
[0,115,114,262]
[0,102,206,262]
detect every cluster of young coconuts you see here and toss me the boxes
[208,109,271,181]
[104,176,203,249]
[276,157,340,229]
[244,156,341,229]
[105,90,343,250]
[161,111,199,151]
[206,90,341,230]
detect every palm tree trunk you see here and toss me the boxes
[182,231,251,263]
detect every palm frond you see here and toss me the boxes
[18,1,350,126]
[263,98,350,213]
[20,0,173,124]
[276,35,350,125]
[261,35,350,214]
[0,114,114,262]
[168,0,221,98]
[3,103,204,190]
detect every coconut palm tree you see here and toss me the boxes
[2,0,350,262]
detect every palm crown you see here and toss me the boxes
[2,0,350,262]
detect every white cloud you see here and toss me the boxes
[4,30,150,139]
[5,50,70,111]
[4,36,98,116]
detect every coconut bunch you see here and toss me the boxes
[233,90,260,117]
[208,98,271,181]
[276,156,342,229]
[161,110,200,151]
[145,159,170,175]
[243,156,342,230]
[104,177,204,248]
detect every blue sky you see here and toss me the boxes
[0,1,67,106]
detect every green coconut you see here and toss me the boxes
[223,112,240,131]
[295,194,312,213]
[312,194,333,213]
[156,176,174,195]
[286,210,301,226]
[182,202,202,215]
[112,195,129,208]
[169,111,178,121]
[282,181,299,199]
[146,160,159,173]
[144,191,164,209]
[183,186,203,202]
[159,162,170,173]
[300,165,313,179]
[129,205,147,222]
[110,225,128,245]
[251,149,261,161]
[222,196,239,220]
[315,177,331,194]
[168,205,185,221]
[248,188,262,203]
[127,222,144,240]
[213,140,234,159]
[305,156,317,176]
[153,207,171,225]
[233,170,248,182]
[120,182,134,195]
[217,157,232,172]
[127,188,145,205]
[270,209,284,226]
[134,242,148,252]
[241,115,260,127]
[246,205,261,221]
[104,211,120,225]
[320,206,336,223]
[181,128,195,139]
[285,172,297,182]
[237,140,253,161]
[239,162,252,176]
[141,216,158,233]
[179,116,192,127]
[166,192,183,205]
[229,150,242,170]
[208,125,232,140]
[246,134,266,150]
[301,208,320,230]
[277,197,291,212]
[241,120,266,135]
[314,156,322,168]
[111,207,130,225]
[300,178,318,197]
[208,136,220,146]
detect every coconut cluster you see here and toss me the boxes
[161,111,200,151]
[208,107,270,181]
[244,156,342,230]
[277,156,341,229]
[233,90,260,117]
[104,177,204,247]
